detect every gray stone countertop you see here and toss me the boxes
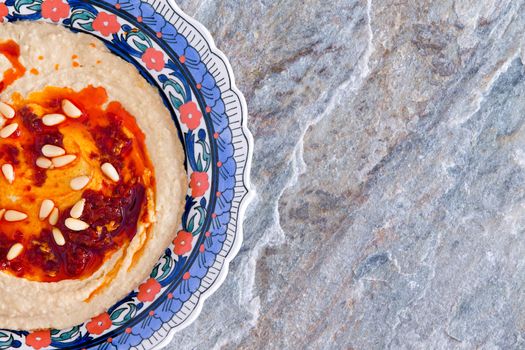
[168,1,525,349]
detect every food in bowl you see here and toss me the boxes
[0,22,186,330]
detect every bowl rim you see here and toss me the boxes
[152,0,254,347]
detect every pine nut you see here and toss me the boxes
[42,144,65,157]
[36,157,53,169]
[4,210,27,222]
[52,228,66,246]
[52,154,76,168]
[0,123,18,138]
[62,99,82,118]
[1,164,14,183]
[6,243,23,260]
[101,162,119,182]
[42,113,66,126]
[0,102,15,119]
[39,199,54,220]
[70,199,85,219]
[70,175,90,190]
[65,217,89,231]
[48,207,59,225]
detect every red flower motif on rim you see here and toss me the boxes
[141,47,165,72]
[179,102,202,130]
[86,312,112,335]
[173,230,193,255]
[25,330,51,350]
[190,171,209,198]
[0,3,8,23]
[92,12,120,36]
[137,278,162,302]
[41,0,70,22]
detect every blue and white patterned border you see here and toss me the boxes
[142,0,253,348]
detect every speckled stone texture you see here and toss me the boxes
[167,1,525,349]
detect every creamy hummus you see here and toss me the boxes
[0,22,186,330]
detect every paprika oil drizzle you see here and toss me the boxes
[0,40,26,93]
[0,86,155,282]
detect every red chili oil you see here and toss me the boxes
[0,86,155,282]
[0,40,26,93]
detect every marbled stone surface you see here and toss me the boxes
[167,1,525,349]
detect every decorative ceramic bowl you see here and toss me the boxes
[0,0,252,349]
